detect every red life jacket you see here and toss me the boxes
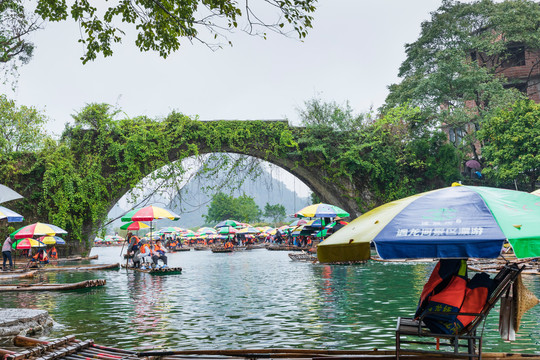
[422,260,469,334]
[415,259,466,319]
[456,272,493,330]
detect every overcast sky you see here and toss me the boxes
[1,0,444,137]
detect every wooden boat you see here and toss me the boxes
[0,270,37,280]
[121,264,182,275]
[288,252,317,262]
[193,246,209,251]
[38,263,120,272]
[0,279,106,292]
[211,246,233,253]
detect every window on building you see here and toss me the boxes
[501,45,525,68]
[448,127,464,146]
[504,82,528,94]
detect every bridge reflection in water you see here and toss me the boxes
[1,247,538,353]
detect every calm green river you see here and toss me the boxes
[1,247,539,353]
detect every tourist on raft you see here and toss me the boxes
[126,232,141,267]
[48,246,58,260]
[30,249,49,266]
[136,239,153,269]
[152,239,168,268]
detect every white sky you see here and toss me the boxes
[2,0,443,136]
[1,0,444,200]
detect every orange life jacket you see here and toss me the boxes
[139,243,151,254]
[154,243,165,252]
[48,247,58,260]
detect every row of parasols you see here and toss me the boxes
[98,203,351,242]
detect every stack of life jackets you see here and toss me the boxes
[415,259,494,335]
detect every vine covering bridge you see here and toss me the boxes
[0,106,456,251]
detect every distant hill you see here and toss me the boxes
[106,165,311,232]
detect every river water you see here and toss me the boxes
[1,247,539,353]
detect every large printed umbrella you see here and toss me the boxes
[294,203,349,219]
[10,222,67,239]
[318,184,540,263]
[0,205,24,222]
[12,238,45,250]
[0,184,23,204]
[120,221,150,231]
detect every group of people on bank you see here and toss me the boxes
[125,233,168,269]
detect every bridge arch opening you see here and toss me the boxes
[104,153,315,234]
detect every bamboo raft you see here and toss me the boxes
[211,247,233,253]
[0,279,106,292]
[468,256,540,275]
[38,263,120,272]
[2,335,540,360]
[288,252,317,262]
[193,246,209,251]
[121,264,182,275]
[266,245,305,251]
[0,270,37,280]
[55,255,99,262]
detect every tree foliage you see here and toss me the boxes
[0,0,40,80]
[263,203,286,225]
[34,0,316,64]
[383,0,540,157]
[204,192,261,224]
[0,95,49,153]
[478,100,540,191]
[293,98,460,207]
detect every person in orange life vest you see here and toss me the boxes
[135,239,152,268]
[31,249,49,264]
[224,241,233,249]
[151,239,168,267]
[48,246,58,260]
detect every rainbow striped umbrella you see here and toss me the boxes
[12,238,46,250]
[120,221,150,231]
[218,226,238,235]
[10,222,67,239]
[294,203,349,219]
[0,205,24,222]
[37,236,66,245]
[215,219,241,228]
[198,227,217,235]
[121,206,180,222]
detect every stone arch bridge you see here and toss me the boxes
[1,116,373,249]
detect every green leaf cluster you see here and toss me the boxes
[204,192,262,225]
[478,100,540,191]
